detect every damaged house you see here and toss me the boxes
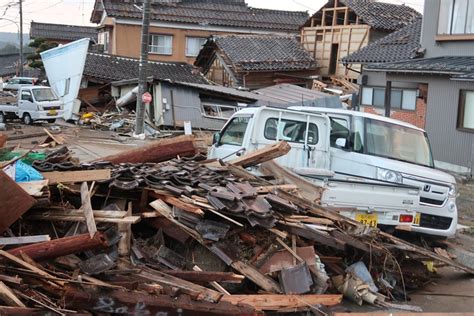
[194,34,318,90]
[346,0,474,176]
[300,0,420,80]
[30,22,99,45]
[89,0,308,64]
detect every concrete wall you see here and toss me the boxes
[421,0,474,58]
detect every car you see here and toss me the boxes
[3,77,37,91]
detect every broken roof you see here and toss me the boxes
[305,0,421,31]
[342,17,423,64]
[90,0,308,32]
[195,35,316,73]
[84,53,208,84]
[30,22,98,43]
[365,56,474,75]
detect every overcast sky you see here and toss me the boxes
[0,0,425,34]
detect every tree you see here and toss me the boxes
[27,38,58,72]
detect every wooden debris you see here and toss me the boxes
[8,232,109,261]
[80,182,97,238]
[221,294,342,311]
[193,265,230,295]
[228,141,291,168]
[0,235,51,246]
[0,281,26,307]
[0,171,36,234]
[42,169,111,184]
[97,135,197,164]
[17,180,49,197]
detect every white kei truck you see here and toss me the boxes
[0,86,64,125]
[208,106,458,237]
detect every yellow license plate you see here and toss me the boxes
[355,213,378,227]
[414,213,421,225]
[48,109,57,116]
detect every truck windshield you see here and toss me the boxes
[32,89,59,102]
[219,116,250,146]
[363,118,434,168]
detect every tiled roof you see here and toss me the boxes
[30,22,98,43]
[91,0,308,32]
[342,18,423,64]
[84,53,208,84]
[341,0,421,31]
[365,56,474,74]
[452,72,474,81]
[195,35,316,72]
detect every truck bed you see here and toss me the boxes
[0,91,17,105]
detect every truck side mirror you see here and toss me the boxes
[335,138,347,149]
[212,132,221,146]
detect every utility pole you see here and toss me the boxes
[19,0,23,77]
[134,0,151,136]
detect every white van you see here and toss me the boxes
[289,107,457,237]
[208,106,457,237]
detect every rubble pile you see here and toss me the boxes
[0,138,472,315]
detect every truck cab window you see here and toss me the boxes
[21,91,32,102]
[220,116,250,146]
[264,118,318,145]
[329,117,349,147]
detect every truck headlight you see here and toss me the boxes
[448,184,456,197]
[377,167,403,184]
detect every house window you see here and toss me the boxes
[201,102,237,119]
[186,37,207,57]
[361,87,417,111]
[149,34,173,55]
[98,31,109,52]
[264,118,318,145]
[438,0,474,35]
[458,90,474,131]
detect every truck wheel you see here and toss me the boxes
[47,119,56,123]
[23,113,32,125]
[0,112,5,124]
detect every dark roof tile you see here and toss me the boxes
[366,56,474,74]
[342,18,422,64]
[92,0,308,32]
[84,53,208,84]
[196,35,316,72]
[30,22,98,43]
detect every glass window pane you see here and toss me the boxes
[463,91,474,129]
[330,118,350,147]
[390,90,402,108]
[361,87,373,105]
[402,90,417,110]
[467,0,474,33]
[149,35,172,54]
[220,116,250,146]
[373,88,385,107]
[452,0,468,34]
[264,118,318,144]
[186,37,207,57]
[438,0,453,34]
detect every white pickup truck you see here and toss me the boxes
[209,106,458,237]
[0,86,64,124]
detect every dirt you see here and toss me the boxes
[457,179,474,227]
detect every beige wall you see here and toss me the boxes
[113,23,241,63]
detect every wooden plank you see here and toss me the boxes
[0,281,25,307]
[162,270,244,284]
[228,141,291,168]
[118,202,132,257]
[43,128,64,145]
[26,213,141,224]
[17,180,49,197]
[193,265,230,295]
[80,182,97,238]
[231,261,282,294]
[0,171,36,234]
[150,193,204,216]
[221,294,342,310]
[42,169,111,185]
[0,235,51,246]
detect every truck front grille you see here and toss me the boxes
[420,197,444,206]
[419,213,452,230]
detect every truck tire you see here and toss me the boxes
[23,113,32,125]
[0,112,5,124]
[47,119,56,123]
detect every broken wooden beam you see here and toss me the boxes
[0,235,51,246]
[228,141,291,168]
[96,135,197,164]
[42,169,111,185]
[161,270,245,284]
[0,171,36,234]
[80,182,97,238]
[8,232,109,261]
[0,281,25,307]
[220,294,342,311]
